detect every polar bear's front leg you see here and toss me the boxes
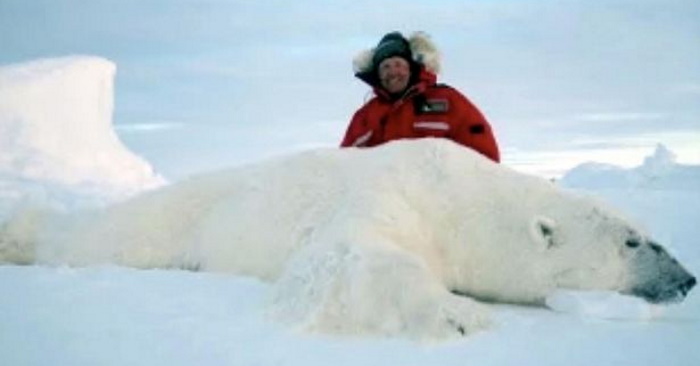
[268,238,491,340]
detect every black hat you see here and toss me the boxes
[371,32,413,69]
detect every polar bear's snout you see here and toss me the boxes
[624,239,696,304]
[631,271,696,304]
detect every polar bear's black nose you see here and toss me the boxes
[680,277,696,296]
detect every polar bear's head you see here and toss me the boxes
[531,203,696,304]
[417,140,696,306]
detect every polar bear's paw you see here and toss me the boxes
[431,294,492,339]
[0,209,42,265]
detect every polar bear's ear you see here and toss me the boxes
[531,216,558,250]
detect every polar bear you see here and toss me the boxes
[0,139,696,339]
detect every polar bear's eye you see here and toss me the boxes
[625,239,641,248]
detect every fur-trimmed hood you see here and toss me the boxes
[352,31,441,77]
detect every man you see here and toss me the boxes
[340,31,500,163]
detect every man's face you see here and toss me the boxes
[378,56,411,94]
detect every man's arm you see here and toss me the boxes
[449,91,500,162]
[340,107,374,148]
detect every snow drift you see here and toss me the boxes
[560,144,700,190]
[0,56,164,212]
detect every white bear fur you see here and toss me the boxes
[0,139,693,340]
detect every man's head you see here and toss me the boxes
[372,32,414,95]
[353,31,441,94]
[377,57,411,95]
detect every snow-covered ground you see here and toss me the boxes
[1,57,698,366]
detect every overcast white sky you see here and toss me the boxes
[1,0,698,179]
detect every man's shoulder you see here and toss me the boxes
[427,82,459,92]
[432,82,452,89]
[353,94,389,116]
[360,95,386,108]
[424,83,467,99]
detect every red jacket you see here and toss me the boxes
[340,68,500,163]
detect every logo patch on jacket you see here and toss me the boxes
[417,99,449,114]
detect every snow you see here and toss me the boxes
[560,143,700,191]
[1,56,698,365]
[0,56,165,214]
[545,290,665,321]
